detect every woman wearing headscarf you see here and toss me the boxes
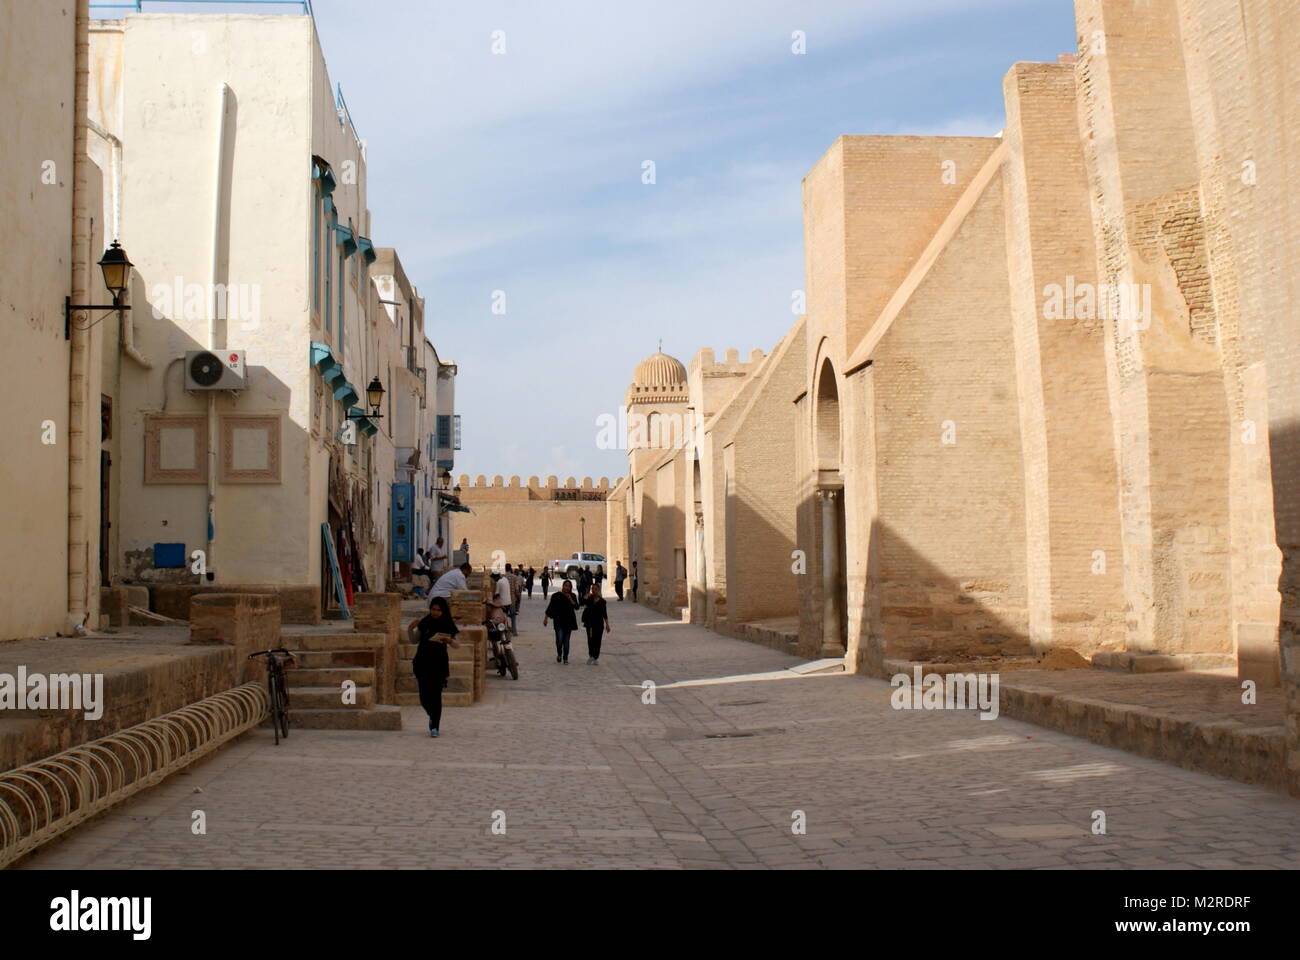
[407,595,460,738]
[542,579,579,664]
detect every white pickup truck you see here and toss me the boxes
[548,552,607,580]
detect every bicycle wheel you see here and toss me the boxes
[506,649,519,680]
[267,671,281,746]
[274,671,291,741]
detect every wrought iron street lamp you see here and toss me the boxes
[347,376,385,420]
[580,515,586,552]
[65,240,133,340]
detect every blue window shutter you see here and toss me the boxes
[454,415,462,450]
[313,190,321,311]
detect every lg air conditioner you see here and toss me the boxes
[185,350,247,391]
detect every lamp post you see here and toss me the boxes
[65,240,133,340]
[579,516,586,552]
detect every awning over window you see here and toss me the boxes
[313,158,337,196]
[439,492,471,514]
[311,341,365,423]
[356,235,376,264]
[347,406,378,437]
[334,223,357,257]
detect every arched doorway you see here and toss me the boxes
[814,359,848,657]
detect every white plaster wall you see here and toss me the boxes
[0,1,78,637]
[102,14,317,585]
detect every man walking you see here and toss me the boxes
[630,560,638,602]
[504,563,524,636]
[613,561,627,601]
[525,566,535,597]
[540,567,551,598]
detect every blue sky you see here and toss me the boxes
[232,1,1080,481]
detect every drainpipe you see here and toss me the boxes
[67,0,91,631]
[207,83,231,580]
[85,118,151,370]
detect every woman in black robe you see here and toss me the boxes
[407,596,460,737]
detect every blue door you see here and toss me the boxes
[392,482,414,563]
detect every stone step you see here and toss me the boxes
[287,684,375,709]
[286,666,375,688]
[290,649,376,669]
[396,691,474,708]
[284,632,388,652]
[288,705,403,730]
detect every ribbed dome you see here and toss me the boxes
[633,351,687,387]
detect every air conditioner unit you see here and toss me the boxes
[185,350,247,391]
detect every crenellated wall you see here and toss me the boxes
[451,475,620,573]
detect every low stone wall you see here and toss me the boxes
[0,636,237,773]
[352,593,401,705]
[455,625,488,701]
[189,594,281,686]
[449,588,485,625]
[152,584,320,624]
[999,680,1288,793]
[99,587,130,628]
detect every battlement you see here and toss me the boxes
[456,474,621,491]
[689,346,766,376]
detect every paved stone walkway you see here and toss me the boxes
[17,599,1300,869]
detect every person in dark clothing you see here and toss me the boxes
[540,567,551,597]
[613,560,627,601]
[630,560,638,602]
[525,567,535,597]
[582,583,611,664]
[578,566,593,604]
[543,579,579,663]
[407,596,460,738]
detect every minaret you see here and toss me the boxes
[626,347,689,478]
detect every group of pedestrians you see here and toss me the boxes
[407,554,641,738]
[542,578,610,665]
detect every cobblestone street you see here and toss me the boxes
[19,601,1300,870]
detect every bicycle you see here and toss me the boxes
[248,648,295,745]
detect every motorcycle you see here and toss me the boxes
[485,608,519,680]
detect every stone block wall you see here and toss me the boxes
[866,155,1029,664]
[452,476,615,572]
[153,584,320,624]
[188,593,281,686]
[352,592,400,704]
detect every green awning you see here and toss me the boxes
[334,223,357,257]
[333,380,359,407]
[357,236,376,264]
[439,492,470,514]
